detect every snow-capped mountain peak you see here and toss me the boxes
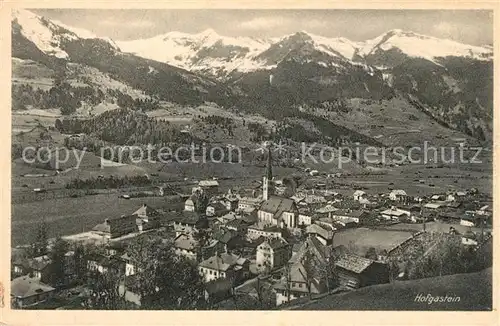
[11,9,120,59]
[358,28,493,66]
[12,9,71,58]
[12,9,493,80]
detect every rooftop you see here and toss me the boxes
[11,276,55,298]
[261,237,289,250]
[199,180,220,187]
[199,253,244,271]
[336,253,375,274]
[306,224,333,240]
[132,204,160,218]
[174,233,198,251]
[259,196,296,217]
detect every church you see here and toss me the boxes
[257,146,299,229]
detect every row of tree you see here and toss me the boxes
[65,175,152,190]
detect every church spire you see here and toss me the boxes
[266,146,273,181]
[263,145,274,201]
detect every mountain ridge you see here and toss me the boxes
[11,9,494,142]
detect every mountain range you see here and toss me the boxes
[11,9,494,142]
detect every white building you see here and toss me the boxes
[257,196,298,229]
[353,190,366,201]
[380,207,411,221]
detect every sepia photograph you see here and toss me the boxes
[6,6,494,314]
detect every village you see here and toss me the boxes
[10,146,493,310]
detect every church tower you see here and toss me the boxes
[263,146,274,201]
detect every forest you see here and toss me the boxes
[56,109,196,145]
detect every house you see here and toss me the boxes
[335,253,389,289]
[120,253,136,276]
[11,255,29,278]
[225,218,250,237]
[461,231,479,246]
[460,216,476,227]
[198,180,220,196]
[389,190,411,203]
[353,190,366,201]
[274,237,332,306]
[26,255,52,279]
[204,278,234,305]
[298,208,313,227]
[119,274,143,307]
[218,211,238,224]
[380,207,411,221]
[234,275,275,303]
[330,209,368,224]
[290,195,306,204]
[431,194,444,201]
[257,196,299,229]
[132,204,160,223]
[172,212,208,236]
[256,238,291,272]
[11,276,56,308]
[424,203,443,210]
[206,202,229,217]
[92,215,138,239]
[212,229,240,253]
[317,216,356,229]
[306,224,334,246]
[247,224,289,241]
[174,233,199,261]
[304,194,327,205]
[105,241,127,257]
[131,204,161,231]
[198,253,249,284]
[238,196,263,211]
[87,254,109,274]
[184,196,196,212]
[222,195,239,211]
[446,193,457,202]
[314,204,338,217]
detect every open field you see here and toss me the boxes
[11,194,183,246]
[333,227,415,255]
[12,112,60,134]
[294,268,492,310]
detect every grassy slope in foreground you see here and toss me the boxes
[293,268,492,311]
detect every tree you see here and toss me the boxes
[193,229,211,261]
[365,247,378,261]
[43,237,69,286]
[125,236,206,309]
[74,244,87,283]
[255,276,274,309]
[31,221,49,257]
[84,269,125,310]
[192,189,209,214]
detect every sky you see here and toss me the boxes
[33,9,493,46]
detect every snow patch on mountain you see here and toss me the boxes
[358,29,492,64]
[12,9,70,58]
[117,29,272,77]
[12,9,120,59]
